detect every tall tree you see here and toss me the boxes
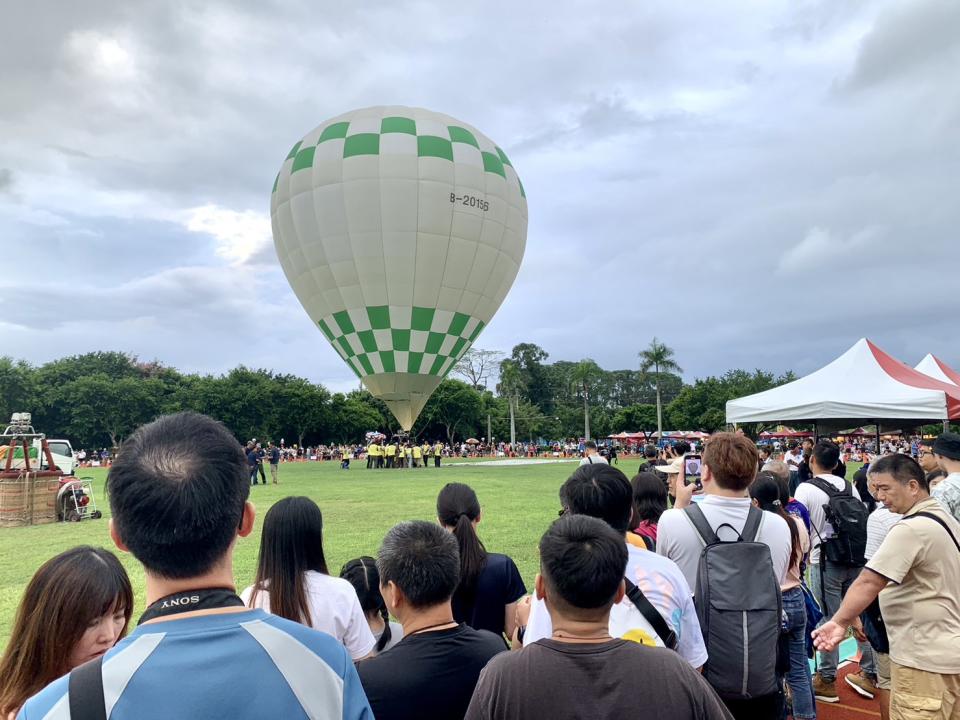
[570,359,602,440]
[0,358,35,426]
[452,348,504,390]
[639,338,683,441]
[497,360,524,445]
[416,380,483,443]
[508,343,554,411]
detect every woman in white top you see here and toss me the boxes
[242,496,375,660]
[340,556,403,655]
[750,472,815,720]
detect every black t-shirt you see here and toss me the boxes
[466,638,733,720]
[357,623,506,720]
[452,553,526,637]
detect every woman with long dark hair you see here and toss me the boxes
[436,483,526,640]
[750,472,815,720]
[340,557,403,655]
[630,471,668,549]
[0,546,133,718]
[242,496,375,660]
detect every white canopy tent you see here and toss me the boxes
[726,338,960,428]
[915,354,960,387]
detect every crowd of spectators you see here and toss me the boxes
[3,412,960,720]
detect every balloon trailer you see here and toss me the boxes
[0,413,102,526]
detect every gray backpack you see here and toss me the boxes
[684,503,782,700]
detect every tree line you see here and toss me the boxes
[0,345,797,450]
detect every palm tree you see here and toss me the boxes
[497,360,523,446]
[639,338,682,441]
[570,359,602,441]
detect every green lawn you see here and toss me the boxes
[0,457,590,648]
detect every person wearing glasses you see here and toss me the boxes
[917,438,938,474]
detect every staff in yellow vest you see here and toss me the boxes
[404,443,413,468]
[421,443,430,468]
[433,441,444,468]
[384,441,397,469]
[412,443,422,468]
[366,441,379,469]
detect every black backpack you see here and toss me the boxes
[809,478,868,567]
[684,504,782,700]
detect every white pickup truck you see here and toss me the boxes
[2,439,77,475]
[41,439,77,475]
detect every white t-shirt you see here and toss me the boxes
[784,450,802,470]
[524,541,707,668]
[656,495,793,590]
[793,473,863,565]
[579,453,609,466]
[865,506,903,560]
[241,570,376,660]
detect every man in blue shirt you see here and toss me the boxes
[19,412,372,720]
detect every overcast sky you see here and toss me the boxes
[2,0,957,393]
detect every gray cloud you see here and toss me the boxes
[842,0,960,91]
[1,0,958,390]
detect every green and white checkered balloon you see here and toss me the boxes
[271,106,527,429]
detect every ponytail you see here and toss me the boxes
[437,483,488,592]
[376,603,391,652]
[340,557,392,653]
[750,472,801,570]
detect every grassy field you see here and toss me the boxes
[0,457,589,648]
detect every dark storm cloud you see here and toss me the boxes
[1,0,958,391]
[842,0,960,91]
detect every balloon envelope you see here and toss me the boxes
[271,106,527,429]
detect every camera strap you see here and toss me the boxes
[138,587,245,625]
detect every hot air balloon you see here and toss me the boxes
[271,106,527,430]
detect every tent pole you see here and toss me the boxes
[813,420,818,442]
[875,422,881,454]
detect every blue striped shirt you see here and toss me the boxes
[18,609,373,720]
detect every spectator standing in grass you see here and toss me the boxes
[638,444,660,474]
[466,514,732,720]
[579,440,608,465]
[340,557,404,656]
[268,441,280,484]
[813,454,960,720]
[437,483,526,641]
[357,521,506,720]
[0,547,133,719]
[862,470,903,720]
[242,497,375,660]
[630,471,668,550]
[521,464,707,669]
[764,459,812,532]
[18,412,373,720]
[794,440,877,703]
[750,473,815,720]
[657,433,791,719]
[932,432,960,522]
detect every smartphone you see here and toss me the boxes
[683,453,703,490]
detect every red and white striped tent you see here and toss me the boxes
[727,338,960,425]
[915,353,960,386]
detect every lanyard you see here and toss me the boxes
[138,587,245,625]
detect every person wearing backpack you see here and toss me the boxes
[657,433,792,720]
[794,440,876,703]
[812,454,960,720]
[518,464,707,669]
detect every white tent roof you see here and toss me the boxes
[727,338,960,423]
[915,354,960,386]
